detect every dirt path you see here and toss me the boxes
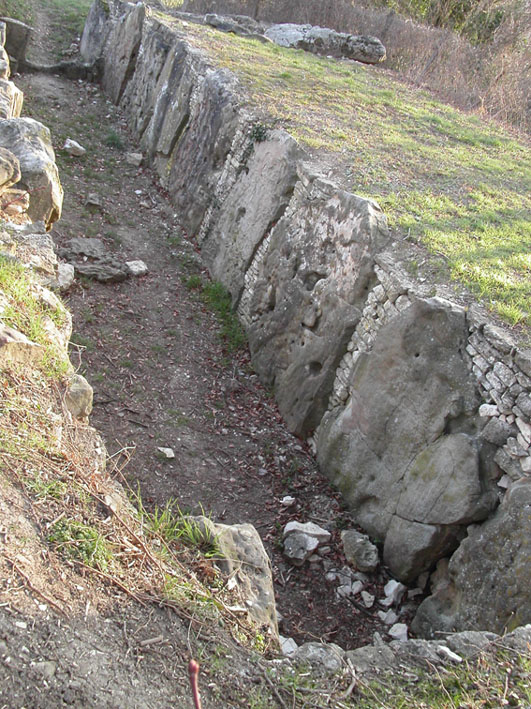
[16,30,418,652]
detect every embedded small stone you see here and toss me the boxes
[341,529,379,572]
[157,447,175,459]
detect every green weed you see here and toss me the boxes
[49,518,112,571]
[104,130,125,151]
[27,475,68,500]
[0,256,70,377]
[134,491,222,558]
[201,281,246,351]
[184,274,203,290]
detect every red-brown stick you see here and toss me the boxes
[188,659,202,709]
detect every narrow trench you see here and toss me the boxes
[19,69,419,652]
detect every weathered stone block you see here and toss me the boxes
[247,168,388,435]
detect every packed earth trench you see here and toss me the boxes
[15,25,423,654]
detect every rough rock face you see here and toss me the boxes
[0,21,23,119]
[101,2,145,104]
[0,146,20,196]
[412,478,531,637]
[264,23,386,64]
[0,17,33,72]
[0,118,63,228]
[191,516,278,641]
[201,129,303,305]
[317,297,498,582]
[245,168,388,435]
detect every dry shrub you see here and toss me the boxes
[181,0,530,132]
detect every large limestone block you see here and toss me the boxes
[317,297,495,579]
[190,517,278,641]
[247,169,388,435]
[0,323,43,366]
[159,66,240,234]
[264,24,386,64]
[412,479,531,637]
[102,1,145,104]
[80,0,114,64]
[202,129,304,305]
[0,118,63,228]
[141,40,197,162]
[0,17,32,71]
[396,433,496,526]
[119,20,175,137]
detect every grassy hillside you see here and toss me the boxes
[159,13,530,330]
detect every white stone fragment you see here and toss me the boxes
[280,495,296,507]
[157,447,175,459]
[516,418,531,445]
[436,645,463,663]
[126,260,148,276]
[378,609,398,625]
[388,623,408,642]
[351,580,364,596]
[279,636,298,656]
[383,579,407,606]
[497,474,512,489]
[479,404,499,417]
[283,521,331,543]
[125,152,143,167]
[63,138,86,156]
[361,591,375,608]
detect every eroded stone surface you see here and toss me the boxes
[246,167,388,435]
[0,118,63,228]
[264,23,386,64]
[201,129,303,305]
[317,297,497,581]
[412,478,531,637]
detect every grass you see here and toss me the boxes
[0,0,33,22]
[49,518,112,571]
[158,16,530,328]
[202,281,247,352]
[354,645,531,708]
[0,256,70,378]
[134,492,222,559]
[104,130,126,151]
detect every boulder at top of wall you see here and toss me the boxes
[317,296,498,582]
[246,166,388,436]
[201,129,304,305]
[264,23,386,64]
[412,478,531,637]
[0,118,63,229]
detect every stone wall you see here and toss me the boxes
[81,0,531,637]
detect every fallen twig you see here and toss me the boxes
[2,554,67,618]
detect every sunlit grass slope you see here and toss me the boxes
[157,13,530,329]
